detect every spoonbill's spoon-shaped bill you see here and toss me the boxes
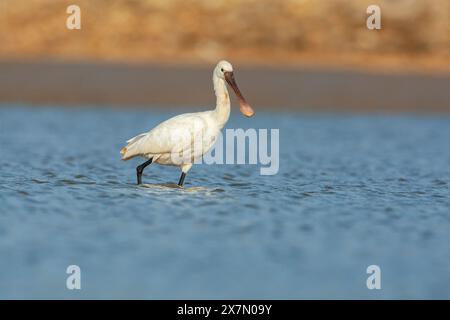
[224,71,255,117]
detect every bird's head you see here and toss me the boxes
[215,60,254,118]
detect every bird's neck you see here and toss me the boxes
[213,76,230,128]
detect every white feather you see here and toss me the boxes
[120,60,242,179]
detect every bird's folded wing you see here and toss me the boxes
[122,113,209,159]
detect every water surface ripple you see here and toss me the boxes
[1,106,449,298]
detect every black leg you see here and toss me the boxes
[136,158,153,185]
[178,172,186,187]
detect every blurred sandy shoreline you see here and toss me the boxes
[1,59,449,113]
[2,0,449,112]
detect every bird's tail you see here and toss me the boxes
[120,146,129,159]
[120,133,147,160]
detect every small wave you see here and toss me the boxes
[31,179,48,184]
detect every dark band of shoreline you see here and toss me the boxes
[1,61,449,113]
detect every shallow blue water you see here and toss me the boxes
[0,105,449,299]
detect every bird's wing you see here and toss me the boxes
[120,112,209,160]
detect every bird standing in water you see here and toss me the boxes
[120,60,254,187]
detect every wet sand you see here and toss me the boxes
[1,60,449,113]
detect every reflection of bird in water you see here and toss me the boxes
[120,60,254,187]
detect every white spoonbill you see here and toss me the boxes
[120,60,254,187]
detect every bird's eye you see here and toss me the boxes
[221,68,224,72]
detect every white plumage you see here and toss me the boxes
[120,60,254,186]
